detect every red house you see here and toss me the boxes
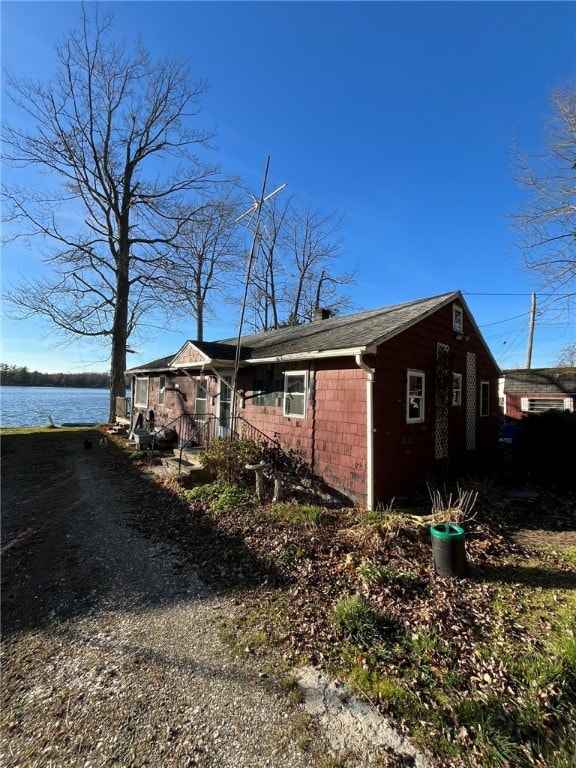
[500,367,576,419]
[126,291,501,507]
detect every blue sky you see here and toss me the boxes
[2,1,575,373]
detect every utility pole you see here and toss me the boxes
[525,293,536,369]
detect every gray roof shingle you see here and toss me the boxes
[503,368,576,394]
[128,291,460,372]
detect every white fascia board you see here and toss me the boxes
[169,359,235,373]
[245,346,367,364]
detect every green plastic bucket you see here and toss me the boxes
[430,523,467,577]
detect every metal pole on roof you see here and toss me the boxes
[230,157,286,430]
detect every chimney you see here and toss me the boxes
[314,308,331,321]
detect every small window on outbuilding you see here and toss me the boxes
[521,397,573,413]
[407,370,425,423]
[452,373,462,406]
[284,371,307,418]
[134,377,149,408]
[453,305,464,333]
[480,381,490,416]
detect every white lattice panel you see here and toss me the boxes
[435,343,450,459]
[466,352,476,450]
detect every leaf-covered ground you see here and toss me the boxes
[119,442,576,768]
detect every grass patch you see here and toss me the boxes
[330,595,399,647]
[182,480,256,513]
[265,502,327,527]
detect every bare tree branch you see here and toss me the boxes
[511,83,576,334]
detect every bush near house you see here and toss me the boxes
[199,435,268,483]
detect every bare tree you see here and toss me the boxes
[512,84,576,359]
[2,8,219,420]
[283,204,355,325]
[556,342,576,367]
[244,193,293,332]
[161,192,243,341]
[242,196,355,332]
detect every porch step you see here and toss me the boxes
[142,453,212,482]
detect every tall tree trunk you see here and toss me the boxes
[196,288,204,341]
[109,254,129,423]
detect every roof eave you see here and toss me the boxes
[169,359,236,372]
[245,346,367,364]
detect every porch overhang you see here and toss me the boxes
[169,359,236,374]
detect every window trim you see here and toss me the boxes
[480,381,490,417]
[195,377,208,415]
[453,305,464,333]
[407,369,425,423]
[283,370,308,419]
[134,376,149,408]
[158,375,166,406]
[452,372,462,407]
[521,397,574,414]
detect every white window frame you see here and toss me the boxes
[521,397,574,413]
[453,305,464,333]
[407,370,425,423]
[158,375,166,406]
[195,378,208,415]
[452,373,462,406]
[284,371,308,419]
[134,377,149,408]
[480,381,490,417]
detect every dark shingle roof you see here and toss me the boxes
[503,368,576,394]
[220,292,459,358]
[128,291,460,373]
[193,341,238,361]
[127,354,175,374]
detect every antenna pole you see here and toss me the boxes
[230,157,272,429]
[525,293,536,369]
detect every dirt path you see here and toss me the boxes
[2,430,334,768]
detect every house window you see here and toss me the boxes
[452,373,462,406]
[195,378,208,415]
[480,381,490,416]
[284,371,307,418]
[254,380,284,407]
[407,370,425,423]
[453,305,464,333]
[158,375,166,406]
[134,377,149,408]
[521,397,573,413]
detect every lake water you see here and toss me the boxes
[0,386,112,428]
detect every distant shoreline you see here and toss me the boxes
[0,384,110,390]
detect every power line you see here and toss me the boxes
[479,312,530,328]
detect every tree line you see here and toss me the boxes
[0,364,110,389]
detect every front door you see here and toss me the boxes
[219,375,232,436]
